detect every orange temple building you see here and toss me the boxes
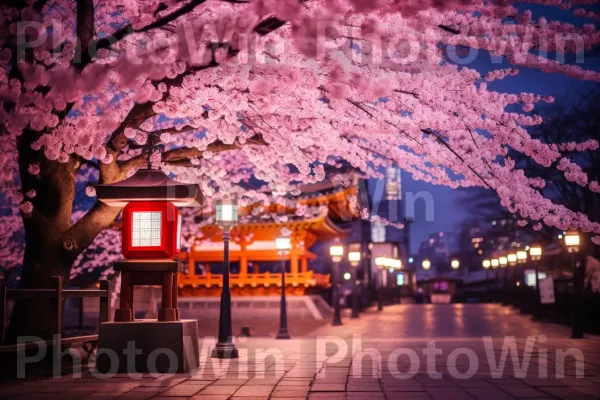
[178,180,358,297]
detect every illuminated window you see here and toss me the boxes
[132,211,162,247]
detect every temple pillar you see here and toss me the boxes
[188,253,196,277]
[239,242,248,278]
[253,263,260,274]
[301,257,308,274]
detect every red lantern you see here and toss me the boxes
[121,201,182,259]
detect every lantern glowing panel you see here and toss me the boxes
[122,201,182,259]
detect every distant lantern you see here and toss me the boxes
[529,245,542,261]
[517,250,527,264]
[499,256,508,267]
[482,259,491,269]
[451,259,460,270]
[422,259,431,270]
[329,240,345,263]
[507,253,517,266]
[95,169,202,259]
[564,231,580,253]
[491,259,499,268]
[389,259,402,270]
[348,251,361,267]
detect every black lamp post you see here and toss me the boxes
[330,240,344,326]
[375,257,388,311]
[565,231,583,339]
[529,245,542,319]
[348,249,361,319]
[212,200,239,359]
[275,236,291,339]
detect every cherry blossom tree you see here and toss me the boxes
[2,0,600,339]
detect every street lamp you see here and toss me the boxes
[491,259,499,268]
[529,245,542,261]
[422,259,431,270]
[564,231,583,339]
[482,260,491,269]
[348,249,361,319]
[329,240,344,326]
[212,200,239,359]
[275,236,291,339]
[517,250,528,264]
[451,259,460,270]
[507,253,517,267]
[375,256,389,311]
[564,231,580,253]
[499,256,508,267]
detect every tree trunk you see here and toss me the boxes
[6,132,121,343]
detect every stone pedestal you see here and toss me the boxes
[96,319,199,374]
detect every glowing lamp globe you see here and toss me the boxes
[329,240,345,263]
[499,256,508,267]
[529,245,542,261]
[482,260,491,269]
[348,251,361,267]
[276,237,291,253]
[451,259,460,270]
[95,169,202,259]
[517,251,527,264]
[422,259,431,270]
[507,253,517,266]
[564,231,580,253]
[491,259,499,268]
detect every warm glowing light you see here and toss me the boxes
[422,259,431,270]
[131,211,162,247]
[343,272,351,281]
[482,259,491,269]
[375,257,389,267]
[275,237,291,252]
[389,259,402,269]
[348,251,361,266]
[491,259,499,268]
[330,242,344,263]
[451,259,460,269]
[507,253,517,266]
[564,231,580,253]
[499,256,508,267]
[216,201,238,226]
[529,245,542,261]
[517,250,527,263]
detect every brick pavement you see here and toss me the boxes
[1,304,600,400]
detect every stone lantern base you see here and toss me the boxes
[95,319,199,374]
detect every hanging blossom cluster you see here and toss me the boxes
[0,0,599,263]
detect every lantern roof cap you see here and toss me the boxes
[95,169,202,207]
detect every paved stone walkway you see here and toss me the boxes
[2,304,600,400]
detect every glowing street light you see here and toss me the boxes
[422,259,431,270]
[451,259,460,270]
[348,248,361,319]
[491,259,499,268]
[275,236,291,339]
[517,250,528,264]
[389,259,402,270]
[529,245,542,261]
[329,239,344,326]
[507,253,517,266]
[482,259,491,269]
[213,200,239,359]
[564,231,581,253]
[499,256,508,267]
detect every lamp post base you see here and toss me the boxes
[276,329,291,340]
[211,342,239,359]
